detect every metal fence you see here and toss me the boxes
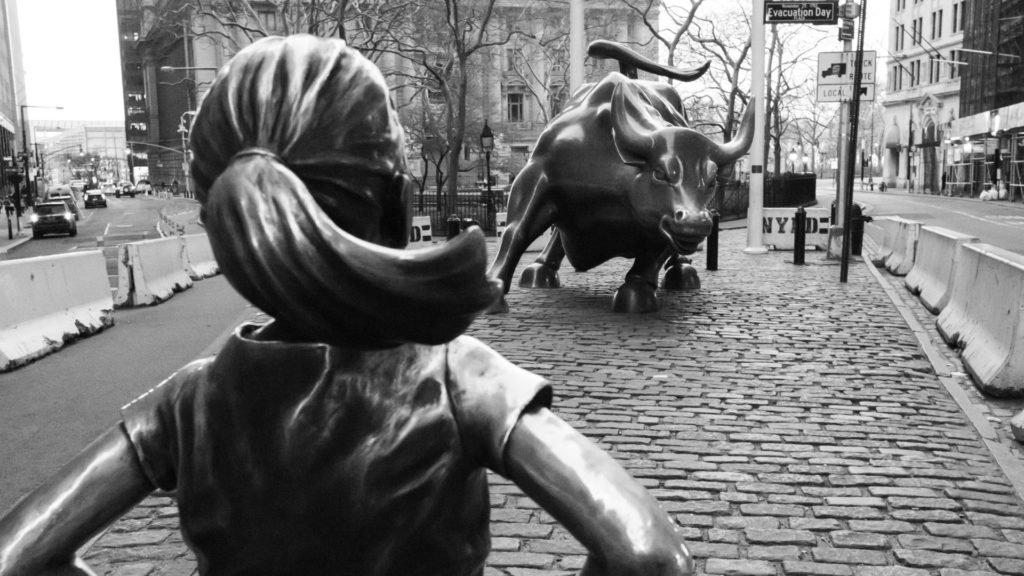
[411,179,762,233]
[410,189,505,236]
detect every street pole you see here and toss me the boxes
[569,0,584,93]
[745,0,767,254]
[827,8,854,260]
[485,149,493,232]
[840,0,869,283]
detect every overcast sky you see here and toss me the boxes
[18,0,123,121]
[16,1,890,122]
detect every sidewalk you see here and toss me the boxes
[77,227,1024,576]
[0,213,32,256]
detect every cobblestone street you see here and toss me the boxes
[84,227,1024,576]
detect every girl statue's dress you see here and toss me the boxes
[0,35,692,576]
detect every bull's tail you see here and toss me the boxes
[587,40,709,82]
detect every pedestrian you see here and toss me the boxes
[0,35,692,576]
[171,179,179,195]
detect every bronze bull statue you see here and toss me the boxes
[488,40,755,314]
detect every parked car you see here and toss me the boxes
[84,190,108,208]
[30,202,78,238]
[134,180,152,195]
[44,190,81,221]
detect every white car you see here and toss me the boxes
[134,180,152,195]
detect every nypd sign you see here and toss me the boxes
[765,1,839,24]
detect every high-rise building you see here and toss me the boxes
[950,0,1023,201]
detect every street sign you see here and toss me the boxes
[816,83,875,102]
[817,51,876,85]
[764,1,839,24]
[838,18,855,40]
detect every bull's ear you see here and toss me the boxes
[610,78,662,167]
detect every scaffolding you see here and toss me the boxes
[1011,133,1024,203]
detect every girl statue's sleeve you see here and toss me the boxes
[445,336,552,475]
[120,360,208,491]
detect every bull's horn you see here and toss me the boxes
[588,40,710,82]
[714,98,756,164]
[611,79,658,166]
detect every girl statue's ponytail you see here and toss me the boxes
[190,35,501,347]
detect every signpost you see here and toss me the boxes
[817,51,876,85]
[765,1,839,24]
[816,84,875,102]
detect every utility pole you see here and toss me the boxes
[745,0,767,254]
[569,0,584,93]
[827,2,857,260]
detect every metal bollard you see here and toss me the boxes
[446,215,461,240]
[793,206,806,265]
[706,210,719,271]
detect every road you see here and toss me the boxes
[0,194,252,514]
[818,185,1024,255]
[10,194,171,289]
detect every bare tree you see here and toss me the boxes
[623,0,705,75]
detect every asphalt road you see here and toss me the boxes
[0,275,252,514]
[819,186,1024,255]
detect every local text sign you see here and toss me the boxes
[818,51,877,85]
[765,1,839,24]
[816,83,876,102]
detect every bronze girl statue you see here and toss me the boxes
[0,36,691,576]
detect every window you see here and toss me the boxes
[127,92,144,103]
[898,24,905,50]
[507,92,524,122]
[949,50,961,79]
[258,9,279,31]
[506,49,515,71]
[929,56,939,83]
[937,10,943,38]
[953,3,959,31]
[931,12,936,39]
[127,106,145,116]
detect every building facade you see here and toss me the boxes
[0,0,24,204]
[949,0,1023,200]
[880,0,965,194]
[114,1,657,198]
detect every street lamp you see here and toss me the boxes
[19,104,63,216]
[479,120,494,233]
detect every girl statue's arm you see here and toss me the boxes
[0,426,155,576]
[504,407,693,576]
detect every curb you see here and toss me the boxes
[861,234,1024,503]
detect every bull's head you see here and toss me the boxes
[611,81,755,254]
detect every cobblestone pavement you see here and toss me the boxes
[82,228,1024,576]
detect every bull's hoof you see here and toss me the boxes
[519,263,561,288]
[487,294,510,314]
[612,278,658,313]
[661,263,700,291]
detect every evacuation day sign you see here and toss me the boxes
[764,1,840,25]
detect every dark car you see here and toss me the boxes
[30,202,78,238]
[84,191,108,208]
[43,191,81,221]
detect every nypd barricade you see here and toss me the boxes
[761,207,830,250]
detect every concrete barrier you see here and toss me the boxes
[761,207,830,250]
[882,217,921,276]
[904,227,978,313]
[181,233,219,280]
[408,216,433,249]
[114,236,194,308]
[865,216,900,267]
[496,212,552,253]
[935,243,1024,397]
[0,251,113,371]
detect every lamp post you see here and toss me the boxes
[479,120,495,233]
[19,104,63,215]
